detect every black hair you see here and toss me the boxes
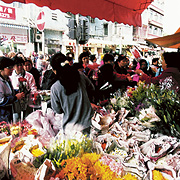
[24,57,33,65]
[12,55,25,65]
[50,52,80,95]
[90,54,96,62]
[0,56,14,70]
[103,53,114,63]
[73,62,84,70]
[152,58,159,65]
[163,52,180,69]
[139,59,148,67]
[99,64,114,82]
[78,52,89,64]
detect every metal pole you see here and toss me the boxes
[42,31,45,54]
[75,39,79,62]
[75,14,79,62]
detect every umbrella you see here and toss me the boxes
[2,0,153,27]
[146,28,180,49]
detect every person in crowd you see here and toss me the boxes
[78,52,98,86]
[24,57,41,90]
[31,51,38,67]
[36,54,45,72]
[135,52,180,95]
[10,55,37,120]
[78,51,90,74]
[148,58,159,77]
[128,59,138,71]
[149,57,163,77]
[114,54,128,74]
[96,53,133,101]
[7,51,16,59]
[114,55,137,88]
[88,54,100,87]
[66,52,74,66]
[90,54,98,64]
[50,52,95,136]
[73,62,84,72]
[139,59,150,75]
[0,56,24,122]
[41,67,57,90]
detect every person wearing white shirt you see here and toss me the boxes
[10,55,37,121]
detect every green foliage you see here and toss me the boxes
[110,82,180,137]
[33,136,93,168]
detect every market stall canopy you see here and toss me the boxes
[2,0,153,27]
[146,28,180,49]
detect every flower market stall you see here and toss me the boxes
[0,82,180,180]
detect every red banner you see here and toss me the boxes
[0,5,16,20]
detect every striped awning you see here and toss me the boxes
[0,23,29,30]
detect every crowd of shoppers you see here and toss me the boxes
[0,50,180,135]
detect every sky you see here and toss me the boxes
[163,0,180,35]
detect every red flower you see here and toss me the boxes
[99,99,109,106]
[18,77,27,82]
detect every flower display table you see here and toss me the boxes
[0,82,180,180]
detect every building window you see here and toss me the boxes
[149,25,153,34]
[52,13,57,21]
[104,24,108,36]
[90,17,95,23]
[114,22,117,34]
[150,9,153,19]
[154,12,158,21]
[153,27,158,35]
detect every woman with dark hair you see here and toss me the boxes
[135,52,180,95]
[50,52,95,135]
[0,57,24,122]
[24,57,41,89]
[10,55,37,120]
[139,59,149,75]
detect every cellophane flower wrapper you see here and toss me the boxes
[18,77,29,111]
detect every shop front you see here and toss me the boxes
[0,23,28,54]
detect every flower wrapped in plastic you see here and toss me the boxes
[18,77,30,111]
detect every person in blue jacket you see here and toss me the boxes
[0,56,24,122]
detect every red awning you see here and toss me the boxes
[146,28,180,49]
[2,0,153,27]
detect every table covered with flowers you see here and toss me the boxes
[0,82,180,180]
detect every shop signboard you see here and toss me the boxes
[0,5,16,20]
[0,34,28,43]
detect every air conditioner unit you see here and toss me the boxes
[35,34,42,42]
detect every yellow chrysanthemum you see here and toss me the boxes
[153,170,168,180]
[120,173,138,180]
[59,153,123,180]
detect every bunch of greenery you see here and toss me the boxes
[33,135,94,168]
[110,82,180,137]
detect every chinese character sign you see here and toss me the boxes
[0,34,28,43]
[0,5,16,20]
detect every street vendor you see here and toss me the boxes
[0,56,24,122]
[135,52,180,95]
[50,52,95,136]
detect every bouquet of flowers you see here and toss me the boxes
[51,153,124,180]
[18,77,30,110]
[109,82,180,138]
[33,133,94,168]
[0,121,10,136]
